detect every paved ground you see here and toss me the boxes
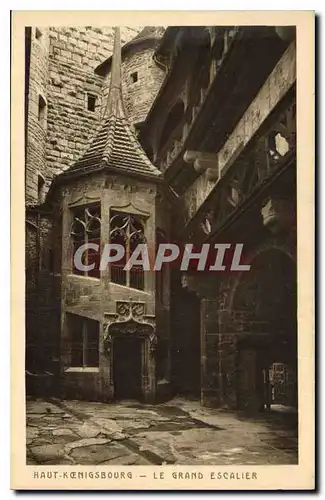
[26,397,298,465]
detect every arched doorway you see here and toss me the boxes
[232,249,297,413]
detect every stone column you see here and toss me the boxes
[197,272,239,409]
[60,194,73,376]
[100,189,112,401]
[201,297,237,408]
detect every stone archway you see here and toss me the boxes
[230,248,297,412]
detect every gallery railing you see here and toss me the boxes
[177,96,296,236]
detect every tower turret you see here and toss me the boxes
[54,27,170,404]
[95,26,166,128]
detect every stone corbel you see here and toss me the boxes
[261,198,295,234]
[183,150,219,181]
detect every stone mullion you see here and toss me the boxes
[61,196,73,375]
[99,192,111,400]
[126,220,131,288]
[84,211,89,277]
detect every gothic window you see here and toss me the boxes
[69,315,99,368]
[109,210,146,290]
[70,205,101,278]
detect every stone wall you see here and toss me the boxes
[26,26,142,204]
[25,27,50,205]
[46,26,141,183]
[25,210,62,385]
[26,218,39,370]
[100,46,165,126]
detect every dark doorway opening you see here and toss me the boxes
[233,249,297,414]
[113,337,142,401]
[236,334,297,413]
[171,276,201,398]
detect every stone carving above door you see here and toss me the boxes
[103,298,156,354]
[116,299,146,320]
[109,319,153,337]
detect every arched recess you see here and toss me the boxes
[158,99,185,154]
[229,248,297,413]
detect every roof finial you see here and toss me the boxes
[106,26,125,117]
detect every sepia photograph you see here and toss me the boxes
[10,10,315,490]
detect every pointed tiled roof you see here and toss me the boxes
[63,27,161,181]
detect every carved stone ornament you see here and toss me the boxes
[261,198,294,234]
[103,298,156,355]
[200,217,212,235]
[109,319,153,337]
[116,298,146,321]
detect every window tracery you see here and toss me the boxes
[109,211,146,290]
[70,205,101,278]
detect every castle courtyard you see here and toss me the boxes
[26,398,298,466]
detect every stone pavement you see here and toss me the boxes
[26,397,298,465]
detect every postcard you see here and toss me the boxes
[11,10,315,490]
